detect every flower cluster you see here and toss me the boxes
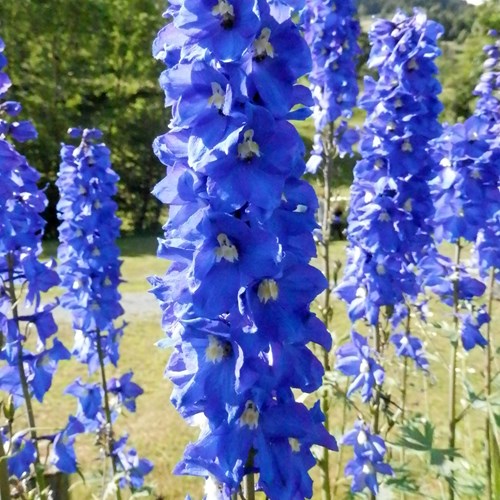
[337,9,443,330]
[0,37,67,485]
[474,29,500,125]
[302,0,360,172]
[56,128,152,488]
[425,31,500,352]
[342,421,393,495]
[336,11,444,493]
[472,30,500,277]
[151,1,336,497]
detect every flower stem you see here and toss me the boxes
[318,124,336,500]
[243,472,255,500]
[95,331,122,500]
[485,267,496,500]
[448,240,462,500]
[7,254,46,499]
[332,378,350,498]
[0,438,11,500]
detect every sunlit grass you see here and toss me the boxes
[33,235,497,498]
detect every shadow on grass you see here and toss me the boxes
[42,234,160,258]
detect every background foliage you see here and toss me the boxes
[0,0,499,233]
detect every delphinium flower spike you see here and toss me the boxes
[300,4,360,495]
[471,31,500,498]
[0,36,67,498]
[302,0,361,175]
[426,29,500,498]
[336,10,444,495]
[56,128,152,495]
[150,1,337,498]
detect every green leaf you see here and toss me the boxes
[385,467,420,493]
[391,418,461,465]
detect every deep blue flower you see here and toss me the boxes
[342,420,387,462]
[175,0,260,62]
[152,1,333,496]
[112,435,154,490]
[336,331,384,402]
[57,128,151,487]
[6,434,36,478]
[344,454,393,495]
[49,417,85,474]
[460,306,489,351]
[391,332,429,371]
[302,0,361,168]
[65,379,103,425]
[338,9,444,330]
[107,372,144,413]
[1,37,68,482]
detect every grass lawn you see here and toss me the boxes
[27,236,498,499]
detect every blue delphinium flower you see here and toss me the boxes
[471,31,500,278]
[338,9,444,328]
[112,435,154,490]
[0,37,68,487]
[302,0,361,173]
[427,30,500,352]
[336,11,443,494]
[56,128,152,490]
[336,331,384,402]
[460,306,489,351]
[342,420,393,495]
[151,1,336,497]
[390,332,429,371]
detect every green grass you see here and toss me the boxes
[24,237,499,498]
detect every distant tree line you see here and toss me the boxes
[0,0,167,235]
[0,0,498,234]
[359,0,475,41]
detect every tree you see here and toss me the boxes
[0,0,167,234]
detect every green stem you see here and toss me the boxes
[370,323,382,500]
[243,472,255,500]
[7,254,46,499]
[317,123,336,500]
[332,378,350,498]
[95,332,122,500]
[448,240,462,500]
[401,306,411,478]
[485,267,496,500]
[0,438,11,500]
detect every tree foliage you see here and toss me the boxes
[0,0,167,234]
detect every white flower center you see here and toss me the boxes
[360,359,370,374]
[376,263,386,275]
[253,28,274,60]
[401,139,413,152]
[257,279,279,303]
[208,82,225,111]
[205,335,231,363]
[215,233,239,263]
[237,129,260,160]
[401,335,409,346]
[212,0,234,20]
[470,168,482,179]
[362,462,375,475]
[404,198,413,212]
[357,430,368,445]
[239,401,259,429]
[378,210,391,222]
[408,58,419,70]
[289,437,301,452]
